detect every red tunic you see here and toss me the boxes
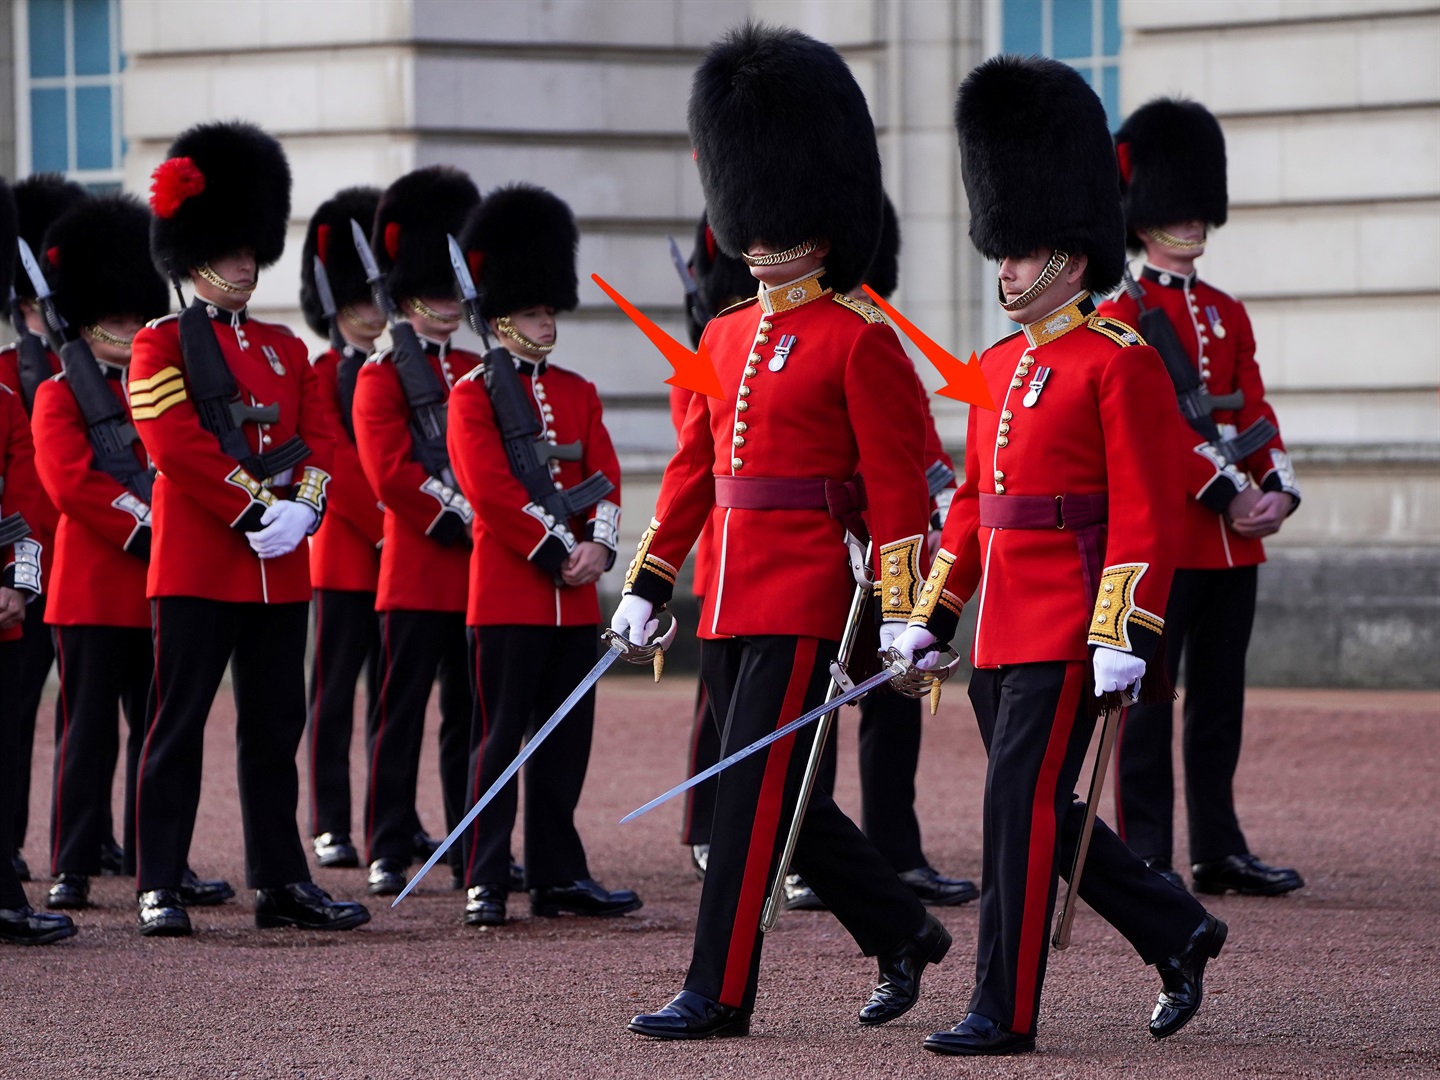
[910,293,1184,666]
[0,341,61,583]
[128,306,335,605]
[449,355,621,627]
[625,274,930,640]
[1098,267,1296,570]
[0,384,48,642]
[31,368,150,627]
[668,386,716,601]
[353,339,477,613]
[308,347,382,593]
[0,340,62,405]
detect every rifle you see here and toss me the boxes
[668,234,712,331]
[7,284,54,414]
[311,255,364,443]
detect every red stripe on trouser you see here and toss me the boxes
[50,627,69,874]
[134,604,162,887]
[365,611,393,859]
[1011,662,1084,1035]
[719,637,818,1007]
[308,597,324,832]
[463,633,489,884]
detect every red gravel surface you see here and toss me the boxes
[2,681,1436,1078]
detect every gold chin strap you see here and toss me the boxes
[742,239,819,267]
[405,297,459,323]
[997,249,1069,312]
[195,263,254,294]
[1145,226,1206,253]
[86,323,134,349]
[339,304,385,333]
[496,316,556,354]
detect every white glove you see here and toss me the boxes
[610,594,657,646]
[890,624,945,670]
[247,501,317,560]
[878,622,902,652]
[1092,646,1145,698]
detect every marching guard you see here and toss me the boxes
[1099,98,1304,896]
[130,120,368,936]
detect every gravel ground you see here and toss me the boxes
[1,679,1436,1078]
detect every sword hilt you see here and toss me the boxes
[885,646,961,713]
[601,616,679,682]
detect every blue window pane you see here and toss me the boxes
[1002,0,1043,55]
[30,87,68,172]
[1053,0,1094,60]
[74,0,113,76]
[28,0,67,78]
[1101,63,1120,131]
[75,85,113,169]
[1102,0,1122,56]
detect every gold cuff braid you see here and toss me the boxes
[909,549,963,625]
[624,518,675,591]
[1087,562,1164,652]
[875,534,923,617]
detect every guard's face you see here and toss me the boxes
[997,248,1088,324]
[85,315,144,364]
[508,305,556,348]
[210,249,257,290]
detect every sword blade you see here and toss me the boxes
[312,256,338,320]
[392,642,625,906]
[17,239,52,300]
[619,666,896,825]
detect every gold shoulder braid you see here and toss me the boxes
[1087,315,1145,349]
[875,534,923,616]
[832,294,887,324]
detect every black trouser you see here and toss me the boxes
[1115,566,1256,866]
[364,609,469,868]
[461,625,596,890]
[50,625,151,876]
[681,678,719,846]
[136,598,311,892]
[686,635,927,1012]
[11,596,55,850]
[967,662,1205,1036]
[0,640,29,909]
[306,589,380,840]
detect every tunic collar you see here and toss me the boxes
[1022,292,1095,348]
[757,271,830,315]
[1141,263,1197,290]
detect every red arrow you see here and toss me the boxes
[861,285,995,411]
[592,273,724,399]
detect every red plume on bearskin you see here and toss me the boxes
[149,157,206,219]
[300,186,381,338]
[372,166,480,302]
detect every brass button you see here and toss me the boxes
[998,423,1010,434]
[737,400,749,411]
[887,553,900,564]
[1010,378,1023,389]
[924,583,935,592]
[887,565,899,576]
[734,422,747,434]
[733,436,745,447]
[994,470,1004,481]
[1104,582,1114,593]
[732,457,744,469]
[745,366,758,378]
[756,334,769,345]
[889,596,902,606]
[996,436,1009,448]
[1002,410,1013,421]
[759,321,772,332]
[994,483,1005,494]
[739,386,751,397]
[1095,614,1107,624]
[889,586,901,596]
[1100,599,1111,609]
[749,353,761,363]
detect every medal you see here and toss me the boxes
[1022,366,1050,408]
[768,334,796,372]
[1205,304,1226,339]
[263,345,286,376]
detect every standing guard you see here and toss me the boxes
[352,166,480,897]
[1098,98,1304,896]
[131,120,368,936]
[614,24,948,1039]
[890,56,1225,1055]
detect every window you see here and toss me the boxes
[14,0,124,189]
[999,0,1121,129]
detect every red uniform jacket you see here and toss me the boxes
[625,273,930,641]
[0,340,62,406]
[1098,266,1298,569]
[129,305,335,605]
[0,341,61,583]
[308,346,382,593]
[0,384,47,642]
[31,366,151,627]
[449,354,621,627]
[353,337,477,613]
[669,385,715,602]
[910,293,1184,666]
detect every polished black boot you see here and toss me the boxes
[366,858,407,896]
[313,832,359,868]
[1143,856,1187,891]
[46,873,90,910]
[178,868,235,907]
[464,885,506,927]
[1192,854,1302,897]
[509,860,526,892]
[858,912,952,1025]
[137,889,191,937]
[924,1013,1036,1056]
[898,866,978,907]
[12,851,30,882]
[628,990,750,1040]
[1150,913,1228,1038]
[0,904,76,945]
[531,878,642,918]
[781,873,826,911]
[689,844,709,880]
[254,882,371,930]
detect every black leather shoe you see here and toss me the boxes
[366,858,407,896]
[412,831,440,860]
[464,885,506,927]
[924,1013,1036,1056]
[859,912,952,1025]
[1143,856,1187,891]
[690,844,709,880]
[179,868,235,907]
[313,832,359,868]
[255,882,370,930]
[899,866,978,907]
[509,860,526,892]
[98,837,124,876]
[46,873,90,910]
[782,873,827,911]
[1150,913,1227,1038]
[12,852,30,882]
[1192,854,1303,897]
[531,878,642,918]
[137,890,191,937]
[628,990,750,1040]
[0,904,76,946]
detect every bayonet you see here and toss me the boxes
[350,218,401,326]
[17,238,69,352]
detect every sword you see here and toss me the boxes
[312,255,346,355]
[17,238,69,353]
[392,620,679,906]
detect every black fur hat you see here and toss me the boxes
[0,179,17,308]
[13,173,89,300]
[688,22,882,294]
[1116,97,1228,251]
[865,195,901,299]
[955,55,1125,293]
[460,183,578,321]
[149,121,291,279]
[300,186,382,338]
[684,209,756,346]
[42,194,170,328]
[373,166,479,302]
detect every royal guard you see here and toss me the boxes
[1098,98,1304,897]
[890,56,1226,1055]
[352,166,480,897]
[614,25,948,1039]
[448,183,639,927]
[298,186,387,871]
[130,120,368,937]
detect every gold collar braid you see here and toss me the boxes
[496,316,556,354]
[340,304,385,334]
[404,297,459,323]
[86,323,134,349]
[194,263,254,294]
[742,239,819,267]
[997,250,1069,312]
[1145,226,1206,253]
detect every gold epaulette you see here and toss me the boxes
[1086,315,1145,348]
[832,293,887,324]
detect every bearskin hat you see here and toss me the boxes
[148,121,291,279]
[684,209,756,346]
[1116,97,1228,251]
[42,194,170,329]
[299,186,382,338]
[865,195,901,300]
[0,179,17,309]
[13,173,89,300]
[460,183,578,321]
[688,22,882,294]
[955,55,1125,293]
[373,166,479,302]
